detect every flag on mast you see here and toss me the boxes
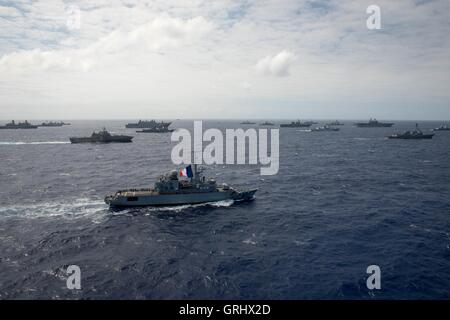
[179,165,193,178]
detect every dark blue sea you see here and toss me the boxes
[0,120,449,299]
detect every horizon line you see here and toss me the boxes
[0,118,449,122]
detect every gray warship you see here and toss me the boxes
[105,165,257,207]
[136,121,173,133]
[70,128,133,143]
[137,127,174,133]
[432,124,450,131]
[0,120,38,129]
[387,124,434,139]
[355,118,394,127]
[125,120,171,129]
[39,121,69,127]
[280,120,313,128]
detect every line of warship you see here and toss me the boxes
[0,120,38,129]
[70,128,133,143]
[355,118,394,127]
[259,121,275,126]
[105,165,257,207]
[3,116,446,209]
[0,120,70,129]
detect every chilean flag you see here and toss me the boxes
[179,165,193,178]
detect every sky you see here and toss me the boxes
[0,0,449,120]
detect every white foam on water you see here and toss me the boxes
[242,238,257,245]
[0,197,235,222]
[0,141,70,145]
[141,199,235,214]
[0,198,107,223]
[208,199,235,207]
[352,137,384,141]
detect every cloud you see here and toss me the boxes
[255,50,297,77]
[0,0,449,120]
[239,81,252,90]
[0,15,214,73]
[0,5,22,18]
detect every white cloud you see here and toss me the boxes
[0,0,449,120]
[240,81,252,90]
[255,50,297,77]
[0,15,214,73]
[0,5,22,18]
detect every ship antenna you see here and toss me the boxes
[191,164,204,182]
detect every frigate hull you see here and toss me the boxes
[105,189,257,207]
[387,134,434,139]
[70,136,133,143]
[356,123,394,127]
[0,125,38,129]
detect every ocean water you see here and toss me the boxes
[0,120,449,299]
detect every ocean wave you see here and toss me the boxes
[0,198,107,222]
[0,141,70,145]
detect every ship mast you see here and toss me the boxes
[191,164,204,183]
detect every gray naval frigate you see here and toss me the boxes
[70,128,133,143]
[105,165,257,207]
[0,120,38,129]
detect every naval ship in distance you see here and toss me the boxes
[137,127,174,133]
[280,120,313,128]
[0,120,38,129]
[39,121,70,127]
[125,120,171,129]
[105,165,257,207]
[432,124,450,131]
[70,128,133,143]
[355,118,394,127]
[135,121,173,133]
[387,124,434,139]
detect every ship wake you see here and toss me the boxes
[0,198,107,222]
[0,141,70,145]
[135,199,236,214]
